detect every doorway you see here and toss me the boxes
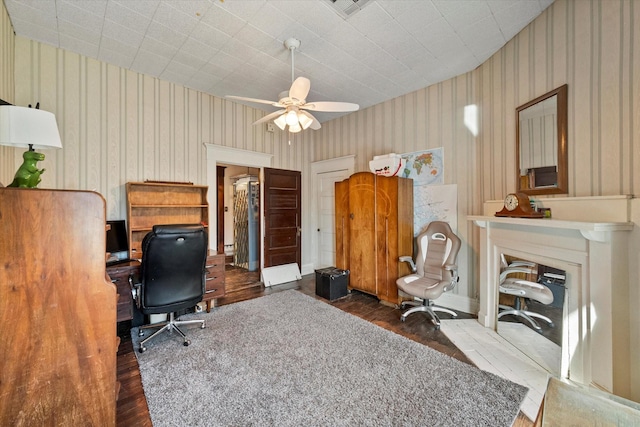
[218,164,262,293]
[206,145,273,294]
[310,155,355,270]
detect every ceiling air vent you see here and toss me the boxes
[326,0,372,19]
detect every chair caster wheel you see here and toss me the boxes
[435,325,440,331]
[183,340,191,347]
[138,330,145,337]
[549,322,555,328]
[138,346,146,353]
[200,323,206,329]
[400,317,406,323]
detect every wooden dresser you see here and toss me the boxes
[204,252,226,311]
[107,260,141,322]
[0,188,117,426]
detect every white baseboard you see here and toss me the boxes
[301,263,314,276]
[435,293,479,316]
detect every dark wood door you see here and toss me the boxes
[216,166,226,254]
[263,167,301,268]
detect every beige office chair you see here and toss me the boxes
[498,254,554,331]
[396,221,461,329]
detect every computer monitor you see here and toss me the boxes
[106,220,129,261]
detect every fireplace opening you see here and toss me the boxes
[498,253,566,376]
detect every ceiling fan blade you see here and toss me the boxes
[289,77,311,102]
[301,101,359,112]
[253,109,286,126]
[226,95,280,107]
[299,110,321,130]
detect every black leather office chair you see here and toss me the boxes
[131,224,208,353]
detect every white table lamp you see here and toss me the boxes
[0,105,62,188]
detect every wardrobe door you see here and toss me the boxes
[396,177,415,281]
[375,175,399,301]
[334,179,350,271]
[348,172,377,295]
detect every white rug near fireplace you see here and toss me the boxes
[440,319,555,421]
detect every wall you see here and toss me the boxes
[0,0,14,185]
[477,0,639,199]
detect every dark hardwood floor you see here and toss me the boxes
[116,273,534,426]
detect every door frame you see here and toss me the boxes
[205,144,273,268]
[309,155,355,270]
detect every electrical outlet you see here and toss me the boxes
[266,123,275,132]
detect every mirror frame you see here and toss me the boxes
[516,84,568,195]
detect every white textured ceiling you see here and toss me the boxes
[4,0,554,123]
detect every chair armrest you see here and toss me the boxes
[128,274,142,309]
[398,256,416,273]
[499,266,535,282]
[444,263,457,271]
[508,260,536,268]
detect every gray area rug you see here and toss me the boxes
[132,290,528,426]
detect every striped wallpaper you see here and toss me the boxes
[0,1,14,185]
[2,0,639,310]
[11,36,314,222]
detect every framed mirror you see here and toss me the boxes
[516,84,568,195]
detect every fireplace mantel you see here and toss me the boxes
[469,214,634,400]
[470,216,633,242]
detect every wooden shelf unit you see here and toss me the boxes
[126,182,209,258]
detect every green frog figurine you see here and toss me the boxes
[8,150,46,188]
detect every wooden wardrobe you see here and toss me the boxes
[335,172,414,305]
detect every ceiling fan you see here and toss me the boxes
[226,38,359,133]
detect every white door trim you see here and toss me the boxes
[309,155,356,270]
[204,144,273,258]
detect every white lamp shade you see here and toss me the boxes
[273,114,287,130]
[298,112,313,130]
[0,105,62,150]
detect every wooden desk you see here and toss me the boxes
[0,188,116,426]
[107,253,225,319]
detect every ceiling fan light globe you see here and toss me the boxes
[298,113,313,129]
[288,123,302,133]
[274,115,287,130]
[285,110,299,126]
